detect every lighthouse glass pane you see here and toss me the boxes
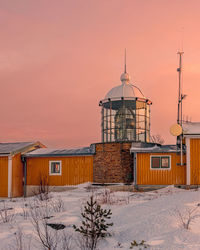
[101,99,151,143]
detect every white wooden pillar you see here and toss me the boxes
[8,155,12,198]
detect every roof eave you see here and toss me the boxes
[10,141,46,156]
[24,153,94,158]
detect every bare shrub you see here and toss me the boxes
[50,197,65,213]
[99,188,112,204]
[7,227,32,250]
[0,201,15,223]
[14,227,32,250]
[60,231,72,250]
[95,188,115,205]
[96,189,129,205]
[29,198,70,250]
[21,200,29,220]
[29,200,58,250]
[33,174,51,201]
[84,184,97,193]
[174,207,200,229]
[75,235,91,250]
[29,198,53,221]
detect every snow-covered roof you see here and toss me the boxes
[182,122,200,135]
[130,143,181,153]
[0,142,40,155]
[25,146,94,157]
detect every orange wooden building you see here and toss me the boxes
[131,144,186,187]
[131,122,200,188]
[24,147,94,196]
[0,142,45,197]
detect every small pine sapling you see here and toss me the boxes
[73,195,113,250]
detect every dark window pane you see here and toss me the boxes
[152,157,160,168]
[51,162,60,173]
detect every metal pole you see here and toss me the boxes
[177,51,184,165]
[177,51,184,125]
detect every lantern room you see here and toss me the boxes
[99,68,152,143]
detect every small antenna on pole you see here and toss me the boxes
[124,48,127,73]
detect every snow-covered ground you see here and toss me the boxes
[1,184,200,249]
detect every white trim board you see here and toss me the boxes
[8,155,12,198]
[184,135,200,138]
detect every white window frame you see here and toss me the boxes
[150,155,171,170]
[49,160,62,176]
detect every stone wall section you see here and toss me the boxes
[93,142,133,183]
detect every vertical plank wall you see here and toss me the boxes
[26,156,93,186]
[0,156,8,197]
[190,139,200,185]
[137,153,186,185]
[12,153,23,197]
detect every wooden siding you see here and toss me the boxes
[12,153,23,197]
[190,139,200,184]
[137,153,186,185]
[0,156,8,197]
[26,156,93,186]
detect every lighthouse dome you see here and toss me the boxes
[105,72,145,99]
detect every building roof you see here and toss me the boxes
[183,122,200,135]
[0,142,42,155]
[130,143,182,153]
[24,146,95,157]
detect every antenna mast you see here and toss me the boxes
[177,51,184,166]
[177,51,184,126]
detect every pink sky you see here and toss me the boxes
[0,0,200,148]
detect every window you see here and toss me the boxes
[49,161,62,175]
[151,156,170,169]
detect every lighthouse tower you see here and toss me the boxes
[99,57,152,143]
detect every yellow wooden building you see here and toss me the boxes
[131,122,200,188]
[24,147,94,196]
[0,143,93,197]
[0,142,45,197]
[131,144,186,187]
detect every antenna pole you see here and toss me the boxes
[177,51,184,125]
[177,51,184,166]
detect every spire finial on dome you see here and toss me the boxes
[124,48,127,73]
[120,48,130,84]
